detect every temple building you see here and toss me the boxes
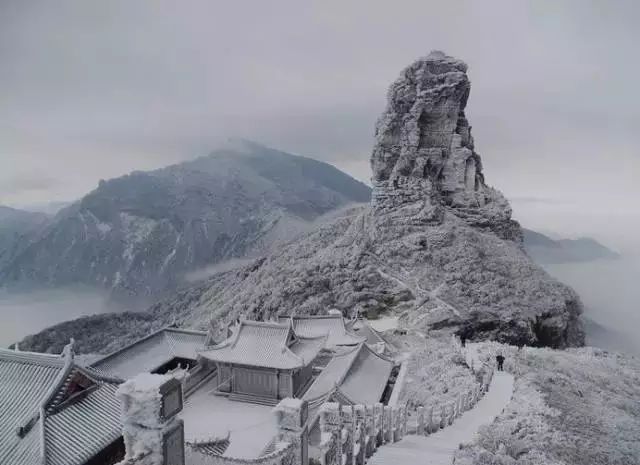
[91,326,208,380]
[0,343,124,465]
[277,313,364,348]
[0,316,399,464]
[199,320,326,404]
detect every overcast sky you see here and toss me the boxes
[1,0,638,250]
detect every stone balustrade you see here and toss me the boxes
[185,442,296,465]
[317,401,408,465]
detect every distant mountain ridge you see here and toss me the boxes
[0,206,48,270]
[0,141,370,298]
[522,229,619,264]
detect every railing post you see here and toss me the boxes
[400,404,408,439]
[416,406,425,435]
[364,405,376,457]
[320,403,342,465]
[426,406,434,434]
[447,403,455,426]
[353,405,366,465]
[439,405,447,429]
[274,398,309,465]
[373,403,384,447]
[341,405,354,465]
[383,406,393,443]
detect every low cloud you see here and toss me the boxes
[0,173,59,198]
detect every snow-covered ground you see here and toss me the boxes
[179,376,277,459]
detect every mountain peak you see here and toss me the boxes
[370,51,515,238]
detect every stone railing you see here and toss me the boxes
[186,442,296,465]
[317,401,408,465]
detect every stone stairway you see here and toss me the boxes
[367,346,515,465]
[227,392,280,406]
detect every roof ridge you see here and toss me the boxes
[77,364,124,384]
[281,321,303,364]
[339,315,364,341]
[37,340,75,464]
[242,319,290,329]
[331,385,357,405]
[0,347,64,366]
[164,327,208,336]
[335,342,366,387]
[365,343,395,363]
[295,333,330,342]
[287,314,342,320]
[91,326,170,366]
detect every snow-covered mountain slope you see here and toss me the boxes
[455,342,640,465]
[0,206,48,270]
[0,141,370,297]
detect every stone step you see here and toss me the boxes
[227,392,280,406]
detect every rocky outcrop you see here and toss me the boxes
[371,51,519,241]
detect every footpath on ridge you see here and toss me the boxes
[368,343,515,465]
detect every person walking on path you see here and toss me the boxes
[460,333,467,348]
[496,354,505,371]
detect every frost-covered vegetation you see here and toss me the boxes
[391,333,478,414]
[15,311,167,354]
[455,343,640,465]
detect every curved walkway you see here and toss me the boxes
[368,345,514,465]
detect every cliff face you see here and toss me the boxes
[371,51,519,240]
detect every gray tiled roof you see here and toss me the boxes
[92,327,207,379]
[349,319,387,347]
[0,350,63,464]
[303,343,394,405]
[199,320,325,370]
[339,343,394,404]
[44,383,121,465]
[278,315,365,348]
[0,346,123,465]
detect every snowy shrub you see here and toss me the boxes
[390,333,478,414]
[454,343,640,465]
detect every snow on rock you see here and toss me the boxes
[370,50,516,240]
